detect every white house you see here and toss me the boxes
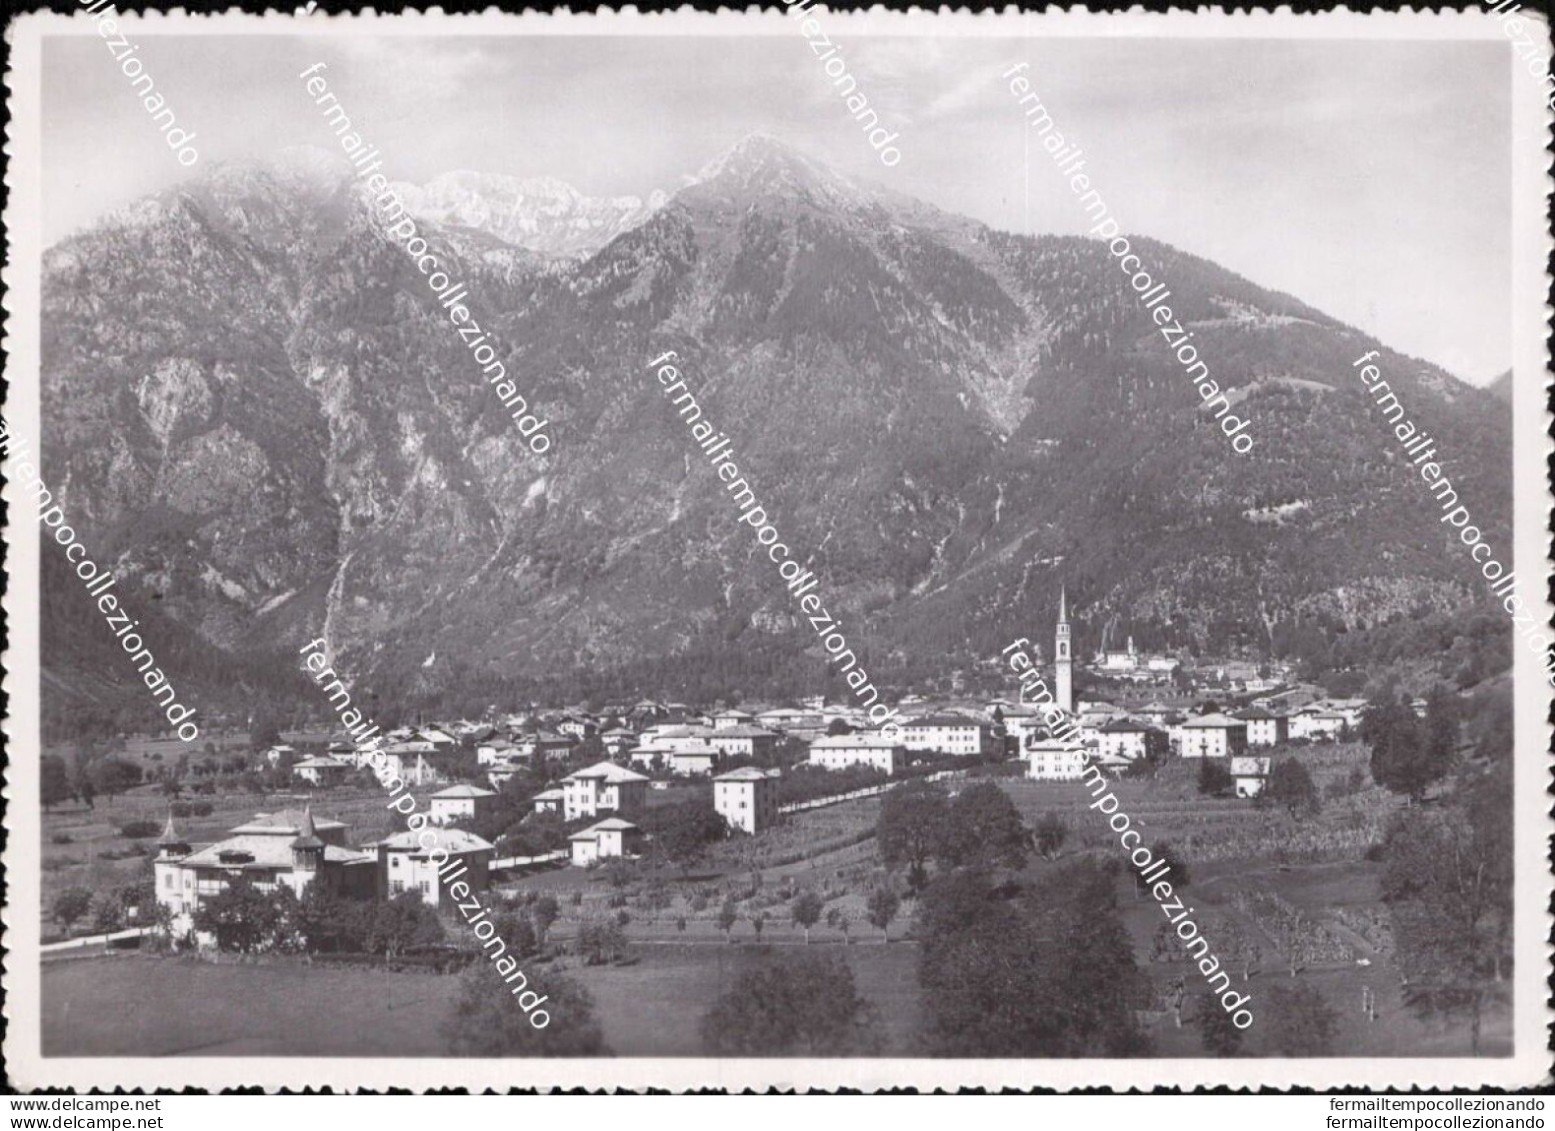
[291,755,351,787]
[429,783,498,826]
[154,809,377,938]
[807,734,902,775]
[375,827,494,907]
[1094,719,1157,763]
[531,788,565,816]
[1024,738,1091,781]
[668,748,722,776]
[1234,707,1289,748]
[899,713,996,757]
[710,709,755,731]
[1231,754,1273,798]
[1289,710,1347,741]
[705,725,781,760]
[561,761,649,821]
[1176,713,1249,758]
[569,817,644,866]
[414,727,458,750]
[713,767,779,834]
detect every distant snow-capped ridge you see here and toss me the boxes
[392,170,668,260]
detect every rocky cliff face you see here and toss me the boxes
[39,135,1512,723]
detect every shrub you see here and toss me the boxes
[51,832,73,845]
[119,820,161,839]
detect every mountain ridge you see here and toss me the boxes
[37,135,1513,730]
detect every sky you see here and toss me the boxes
[43,24,1517,383]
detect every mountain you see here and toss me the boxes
[37,135,1513,730]
[1487,369,1512,404]
[392,170,667,261]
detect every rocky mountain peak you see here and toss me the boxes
[392,170,666,260]
[679,133,877,214]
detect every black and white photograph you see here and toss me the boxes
[2,4,1550,1099]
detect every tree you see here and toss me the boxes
[493,912,540,960]
[917,861,1149,1057]
[442,963,606,1055]
[1264,982,1339,1055]
[1135,841,1190,896]
[701,954,878,1055]
[192,876,285,953]
[1195,994,1243,1056]
[53,888,94,933]
[42,756,73,811]
[249,702,284,751]
[717,898,739,943]
[365,892,445,958]
[292,887,371,953]
[640,801,728,871]
[876,781,949,876]
[936,782,1029,870]
[1366,695,1446,801]
[791,891,824,944]
[531,896,560,947]
[752,911,767,940]
[1423,684,1460,775]
[1382,800,1510,1053]
[89,758,142,805]
[91,890,127,934]
[1197,758,1233,796]
[1033,812,1068,860]
[576,920,629,965]
[1263,759,1319,817]
[865,886,900,942]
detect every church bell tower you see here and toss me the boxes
[1055,586,1073,715]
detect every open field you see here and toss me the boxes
[43,943,925,1057]
[40,751,1510,1058]
[43,954,453,1057]
[999,744,1403,865]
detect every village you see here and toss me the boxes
[38,575,1495,1064]
[126,593,1389,939]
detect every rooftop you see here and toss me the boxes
[374,828,495,855]
[903,713,982,728]
[1181,712,1247,729]
[571,817,640,838]
[715,767,774,781]
[228,809,347,836]
[810,735,902,750]
[180,835,372,871]
[432,784,497,799]
[565,760,650,784]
